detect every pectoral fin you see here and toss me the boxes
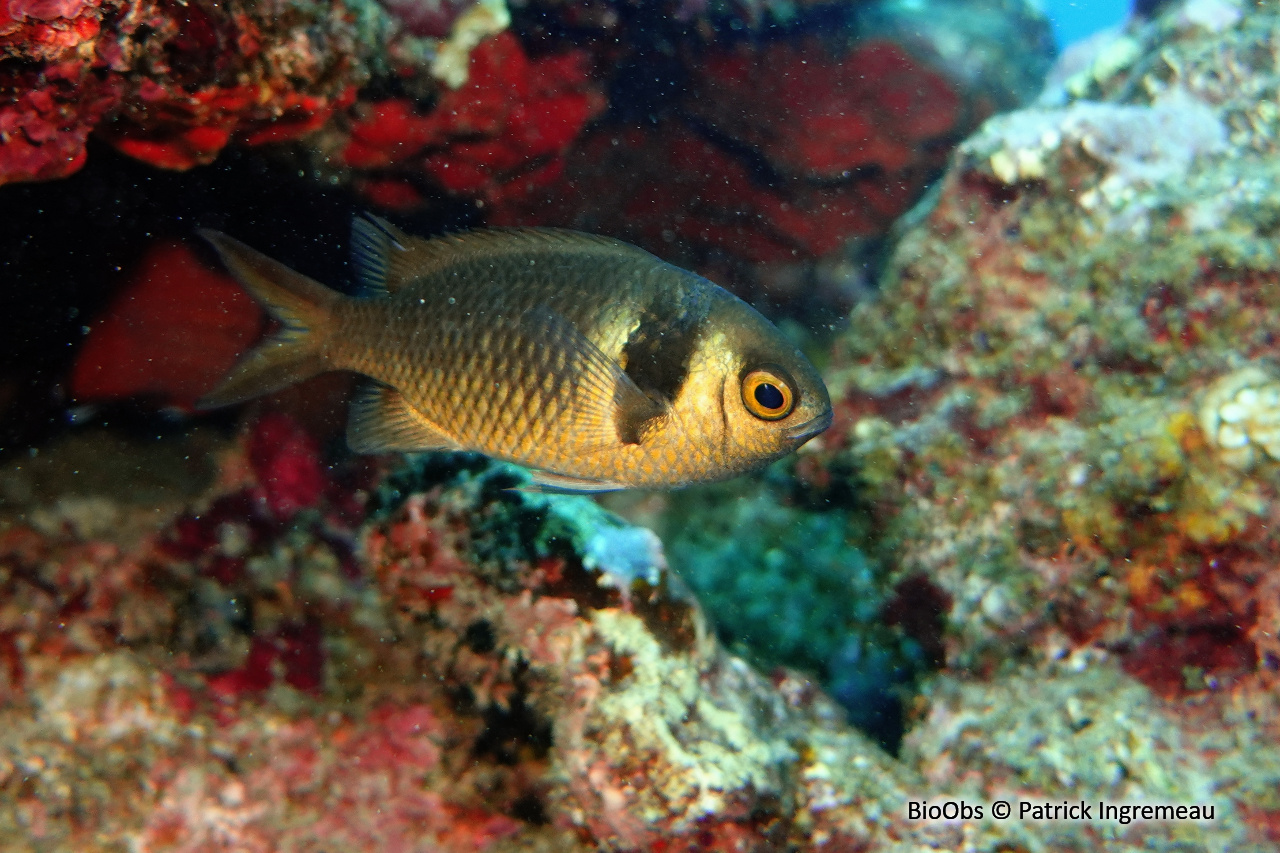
[347,383,461,453]
[532,307,667,450]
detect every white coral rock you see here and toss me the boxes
[1199,366,1280,469]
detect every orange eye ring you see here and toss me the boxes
[742,368,794,420]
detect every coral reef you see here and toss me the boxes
[0,417,943,851]
[1,410,1260,850]
[25,0,1280,850]
[2,0,1054,314]
[632,471,930,750]
[803,0,1280,845]
[0,0,597,206]
[0,0,375,180]
[903,661,1246,850]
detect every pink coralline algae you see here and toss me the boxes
[0,0,101,62]
[0,415,948,851]
[0,60,121,183]
[245,412,330,521]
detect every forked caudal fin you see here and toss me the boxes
[196,229,341,409]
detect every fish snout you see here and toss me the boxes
[783,407,833,442]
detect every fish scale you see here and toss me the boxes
[198,219,832,491]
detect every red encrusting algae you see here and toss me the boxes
[342,32,604,211]
[486,36,979,302]
[0,0,366,182]
[71,240,262,410]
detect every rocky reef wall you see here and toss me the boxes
[10,0,1280,851]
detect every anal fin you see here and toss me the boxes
[521,469,626,494]
[347,384,461,454]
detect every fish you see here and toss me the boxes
[198,216,832,492]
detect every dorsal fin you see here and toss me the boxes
[349,216,396,297]
[349,215,659,296]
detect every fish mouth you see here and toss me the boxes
[784,409,834,442]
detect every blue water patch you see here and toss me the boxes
[1042,0,1130,47]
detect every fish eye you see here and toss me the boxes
[742,368,795,420]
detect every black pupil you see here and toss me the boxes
[754,382,785,410]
